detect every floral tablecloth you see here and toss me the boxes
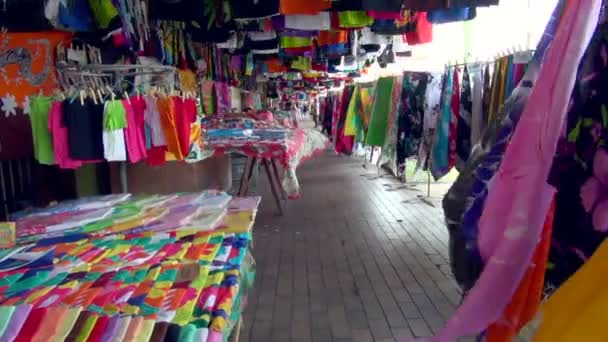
[202,128,329,198]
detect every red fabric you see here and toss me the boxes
[146,146,167,166]
[175,98,197,157]
[87,315,110,342]
[280,0,331,15]
[317,30,348,46]
[405,12,433,45]
[448,67,460,169]
[14,308,46,342]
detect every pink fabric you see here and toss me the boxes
[425,1,602,340]
[123,99,147,163]
[47,101,82,169]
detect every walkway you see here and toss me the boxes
[242,152,462,342]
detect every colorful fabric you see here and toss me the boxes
[397,72,429,174]
[545,11,608,289]
[0,193,257,342]
[417,73,442,171]
[448,67,460,170]
[431,68,452,180]
[434,0,600,340]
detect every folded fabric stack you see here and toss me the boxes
[0,192,260,341]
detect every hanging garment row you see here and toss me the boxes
[317,50,533,179]
[29,92,200,169]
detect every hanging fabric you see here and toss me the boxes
[366,77,395,147]
[431,67,452,180]
[443,1,565,292]
[417,72,443,171]
[397,72,429,174]
[456,66,472,171]
[434,0,601,339]
[448,67,461,170]
[379,75,404,174]
[470,65,484,145]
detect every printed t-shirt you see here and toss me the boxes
[123,98,147,163]
[280,0,331,14]
[102,100,128,162]
[29,96,54,165]
[63,100,105,160]
[157,97,184,160]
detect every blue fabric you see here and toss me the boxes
[58,0,95,31]
[428,7,476,24]
[431,68,453,180]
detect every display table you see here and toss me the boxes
[0,192,258,342]
[201,117,329,214]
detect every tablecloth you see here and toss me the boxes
[203,127,329,198]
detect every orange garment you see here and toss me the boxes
[280,0,331,15]
[157,97,184,160]
[266,58,287,73]
[486,199,555,342]
[317,30,348,46]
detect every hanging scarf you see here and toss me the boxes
[397,72,429,174]
[448,67,460,170]
[417,73,443,171]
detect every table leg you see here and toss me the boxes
[262,159,284,216]
[270,160,287,200]
[239,157,256,196]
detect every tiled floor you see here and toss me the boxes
[242,152,462,342]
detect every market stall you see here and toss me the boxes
[201,116,329,214]
[0,192,258,342]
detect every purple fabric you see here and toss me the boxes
[421,1,602,341]
[0,304,32,342]
[271,16,285,31]
[100,315,121,341]
[283,29,319,37]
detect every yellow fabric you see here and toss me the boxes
[280,36,313,48]
[291,56,312,71]
[214,211,256,234]
[533,240,608,342]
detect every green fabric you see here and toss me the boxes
[136,319,155,342]
[75,313,97,342]
[338,11,373,28]
[103,100,128,131]
[280,36,312,48]
[291,56,311,71]
[88,0,118,29]
[54,307,82,342]
[178,324,197,342]
[366,77,395,146]
[0,306,15,337]
[345,85,362,136]
[30,96,54,165]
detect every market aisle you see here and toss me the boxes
[243,152,462,342]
